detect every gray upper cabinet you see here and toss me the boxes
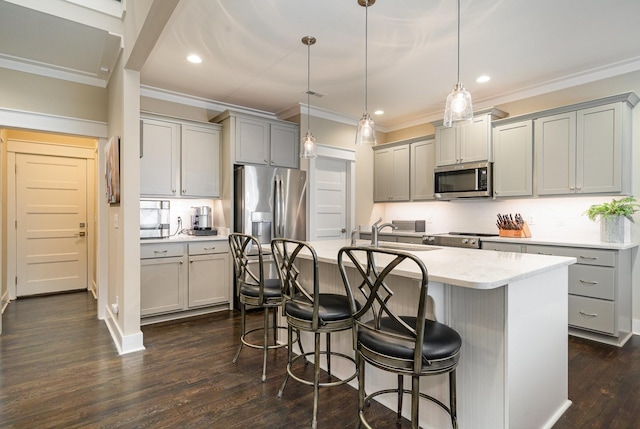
[373,144,410,202]
[141,117,221,198]
[435,109,507,167]
[535,101,631,195]
[493,120,533,197]
[410,138,435,201]
[215,110,299,169]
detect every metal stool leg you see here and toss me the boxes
[450,369,458,429]
[326,332,332,377]
[356,353,365,429]
[397,374,403,423]
[411,375,420,429]
[261,307,269,382]
[312,331,321,429]
[232,304,245,364]
[278,324,293,398]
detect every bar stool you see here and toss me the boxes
[337,246,462,429]
[271,238,357,429]
[229,232,289,382]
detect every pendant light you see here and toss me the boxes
[355,0,376,146]
[300,36,318,159]
[444,0,473,127]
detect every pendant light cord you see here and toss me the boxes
[364,0,369,112]
[307,40,311,131]
[456,0,461,83]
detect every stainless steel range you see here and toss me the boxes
[423,232,499,249]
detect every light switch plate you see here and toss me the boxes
[114,214,119,229]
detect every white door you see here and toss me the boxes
[16,154,88,296]
[312,157,348,240]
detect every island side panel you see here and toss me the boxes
[506,266,570,429]
[447,284,508,428]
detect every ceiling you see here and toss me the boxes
[3,0,640,129]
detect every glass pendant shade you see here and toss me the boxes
[355,112,377,146]
[301,130,317,158]
[444,82,473,127]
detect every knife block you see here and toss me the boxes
[498,222,531,238]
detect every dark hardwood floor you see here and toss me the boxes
[1,291,639,428]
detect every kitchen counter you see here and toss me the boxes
[286,239,573,429]
[481,235,639,250]
[140,233,229,244]
[314,239,575,289]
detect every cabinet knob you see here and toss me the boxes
[190,259,193,263]
[182,189,186,193]
[172,189,176,193]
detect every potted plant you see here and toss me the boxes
[584,197,639,242]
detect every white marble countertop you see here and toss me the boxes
[480,235,639,250]
[141,233,229,244]
[307,239,576,290]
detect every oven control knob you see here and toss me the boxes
[461,238,468,244]
[469,239,477,245]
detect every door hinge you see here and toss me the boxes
[15,276,18,285]
[15,220,17,229]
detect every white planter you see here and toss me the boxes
[600,215,625,243]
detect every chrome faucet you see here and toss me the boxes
[371,217,397,247]
[351,228,359,246]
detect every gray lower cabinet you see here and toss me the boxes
[141,240,230,320]
[482,241,632,346]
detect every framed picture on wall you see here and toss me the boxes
[105,136,120,204]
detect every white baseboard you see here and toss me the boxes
[1,289,9,313]
[104,305,145,355]
[633,318,640,336]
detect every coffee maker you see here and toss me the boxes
[191,206,217,235]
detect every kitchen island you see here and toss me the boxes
[285,239,576,429]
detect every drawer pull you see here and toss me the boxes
[153,250,168,254]
[204,247,216,251]
[579,279,598,285]
[537,252,553,256]
[579,310,598,318]
[579,256,598,260]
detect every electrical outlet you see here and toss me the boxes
[527,215,535,225]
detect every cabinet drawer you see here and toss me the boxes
[526,245,614,267]
[141,242,184,259]
[188,241,229,255]
[569,265,615,300]
[481,242,523,253]
[568,295,615,335]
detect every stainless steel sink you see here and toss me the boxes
[374,242,440,252]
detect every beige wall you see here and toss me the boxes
[385,122,435,143]
[0,68,108,122]
[141,96,220,123]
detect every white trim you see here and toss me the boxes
[104,305,146,355]
[0,57,109,88]
[0,108,108,138]
[307,144,356,241]
[633,318,640,335]
[4,0,125,30]
[141,85,278,119]
[7,139,96,158]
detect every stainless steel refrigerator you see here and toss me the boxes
[234,165,307,243]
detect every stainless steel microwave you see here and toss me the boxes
[434,161,492,199]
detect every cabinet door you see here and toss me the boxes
[535,112,576,195]
[270,123,299,168]
[373,148,392,202]
[410,139,435,200]
[140,119,179,196]
[493,120,533,197]
[390,145,410,201]
[435,125,458,166]
[181,125,221,198]
[236,116,269,165]
[141,256,185,316]
[460,114,490,163]
[188,253,230,307]
[577,102,622,194]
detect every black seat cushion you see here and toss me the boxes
[239,278,282,299]
[285,293,352,322]
[359,316,461,361]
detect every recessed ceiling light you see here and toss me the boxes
[476,75,490,83]
[374,110,384,115]
[187,54,202,64]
